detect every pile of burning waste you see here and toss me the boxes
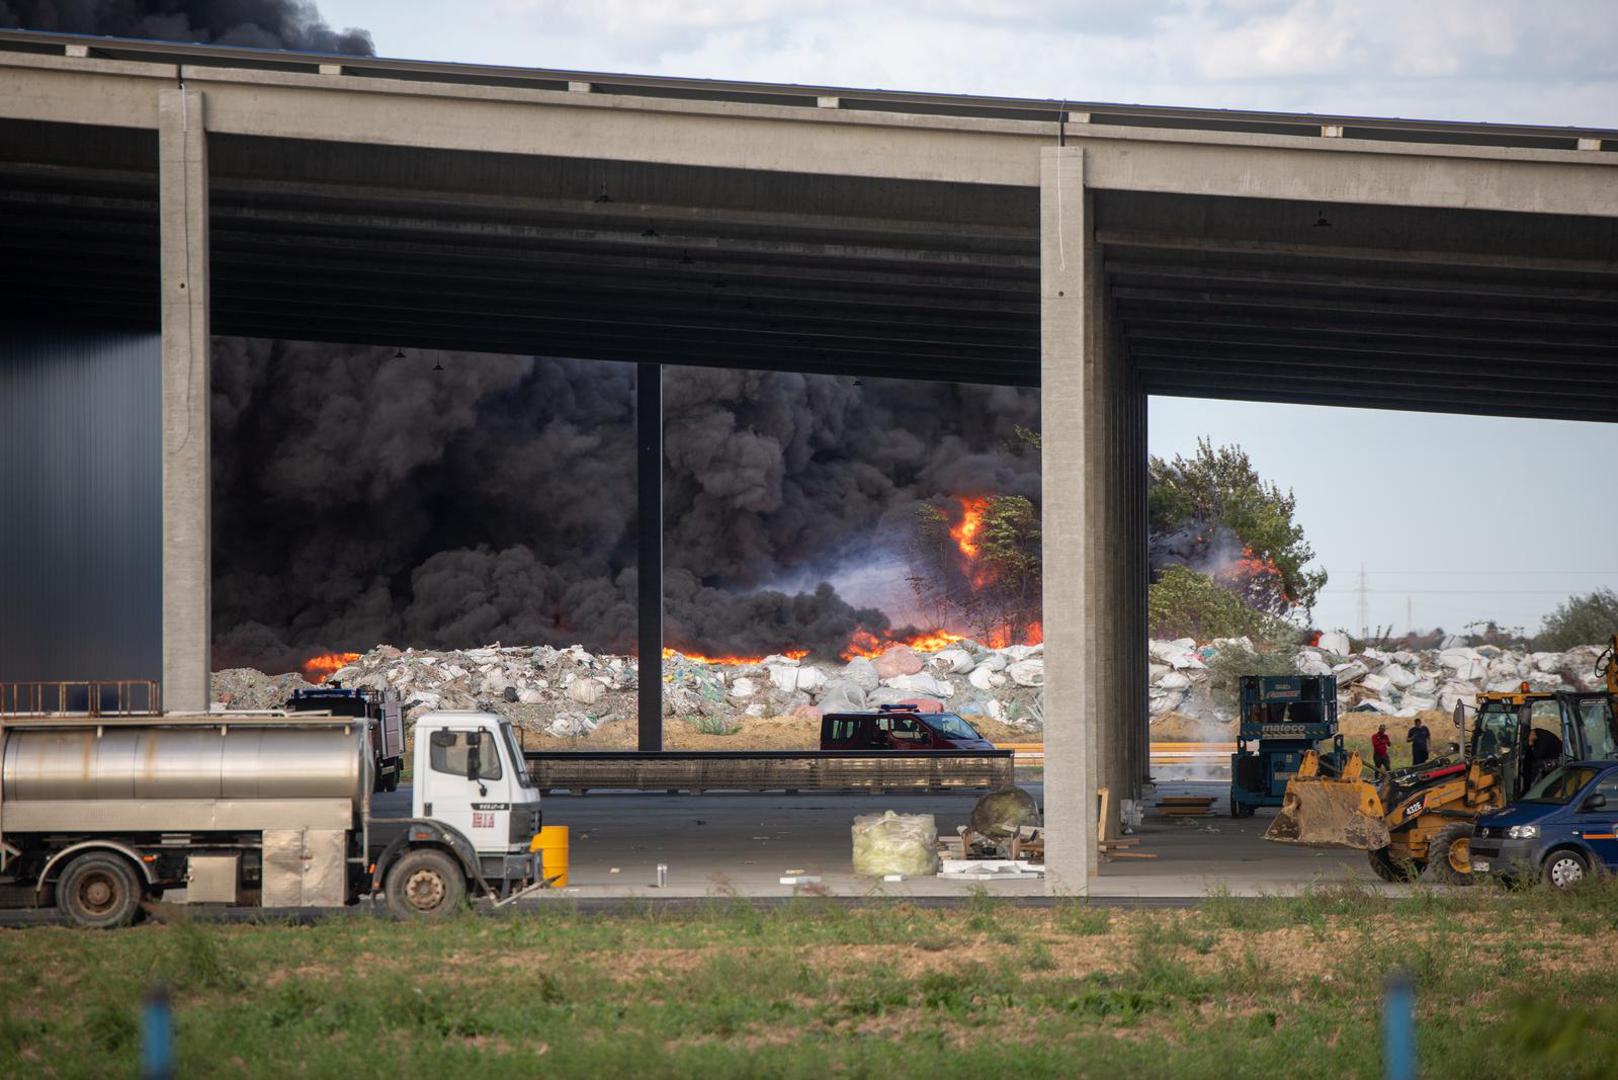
[213,636,1047,743]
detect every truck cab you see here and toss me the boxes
[1467,689,1618,801]
[372,712,544,915]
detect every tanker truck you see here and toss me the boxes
[0,709,544,927]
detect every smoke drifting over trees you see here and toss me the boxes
[0,0,373,54]
[210,339,1042,672]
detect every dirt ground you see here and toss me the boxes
[519,704,1457,752]
[1148,708,1457,744]
[521,710,1039,752]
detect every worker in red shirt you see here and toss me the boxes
[1371,723,1392,772]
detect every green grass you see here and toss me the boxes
[5,884,1618,1077]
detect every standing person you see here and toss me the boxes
[1407,718,1431,767]
[1371,724,1392,772]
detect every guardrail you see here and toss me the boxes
[994,742,1236,768]
[0,680,161,717]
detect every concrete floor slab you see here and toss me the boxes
[437,779,1397,902]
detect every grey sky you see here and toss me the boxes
[323,0,1618,634]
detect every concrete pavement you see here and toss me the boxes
[380,780,1389,901]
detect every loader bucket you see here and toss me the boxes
[1264,776,1391,850]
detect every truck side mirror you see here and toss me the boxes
[465,737,481,781]
[1583,793,1608,813]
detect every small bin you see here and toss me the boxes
[531,825,569,888]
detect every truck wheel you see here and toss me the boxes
[58,853,144,929]
[1421,824,1476,886]
[1368,847,1419,883]
[1543,849,1590,889]
[384,849,467,919]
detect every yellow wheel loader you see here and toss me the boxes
[1265,636,1618,883]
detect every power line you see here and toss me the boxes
[1354,569,1618,576]
[1319,588,1586,595]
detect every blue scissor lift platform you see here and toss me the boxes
[1230,674,1342,818]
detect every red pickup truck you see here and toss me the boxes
[821,704,996,751]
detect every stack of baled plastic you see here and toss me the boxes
[851,810,941,877]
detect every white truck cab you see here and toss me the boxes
[412,711,542,859]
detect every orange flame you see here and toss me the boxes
[949,496,990,560]
[838,628,968,661]
[662,647,809,666]
[303,652,361,684]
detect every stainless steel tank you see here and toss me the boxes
[1,722,367,804]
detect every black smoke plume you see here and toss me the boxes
[209,340,1041,671]
[0,0,374,54]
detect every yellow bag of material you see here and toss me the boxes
[851,810,941,877]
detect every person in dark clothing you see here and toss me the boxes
[1526,727,1564,786]
[1371,724,1392,771]
[1407,721,1431,767]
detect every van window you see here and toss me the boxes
[429,730,502,781]
[926,713,983,741]
[888,715,927,743]
[827,718,856,742]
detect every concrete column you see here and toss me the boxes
[1128,375,1149,791]
[1091,272,1120,839]
[159,88,211,713]
[1041,146,1096,893]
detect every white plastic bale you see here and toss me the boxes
[851,811,941,877]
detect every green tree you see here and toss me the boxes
[1535,588,1618,651]
[1148,438,1326,616]
[1147,566,1290,642]
[907,495,1041,645]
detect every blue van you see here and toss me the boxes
[1471,761,1618,887]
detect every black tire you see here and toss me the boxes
[1368,847,1420,883]
[1421,823,1476,886]
[1542,848,1591,889]
[57,853,144,929]
[384,848,468,919]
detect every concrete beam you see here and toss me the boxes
[158,88,210,713]
[1076,124,1618,218]
[183,65,1047,186]
[1041,146,1096,894]
[1097,230,1618,277]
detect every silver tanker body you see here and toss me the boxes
[2,721,369,830]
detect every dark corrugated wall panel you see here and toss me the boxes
[0,331,161,682]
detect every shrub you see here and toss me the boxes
[690,714,739,736]
[1148,566,1290,642]
[1535,589,1618,651]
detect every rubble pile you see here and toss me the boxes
[212,667,318,710]
[215,640,1047,740]
[1150,631,1612,727]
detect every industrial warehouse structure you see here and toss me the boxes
[1,29,1615,893]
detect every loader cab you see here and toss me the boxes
[412,712,541,856]
[1469,691,1618,800]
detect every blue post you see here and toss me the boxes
[1384,969,1415,1080]
[142,986,173,1080]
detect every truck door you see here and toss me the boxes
[420,728,508,852]
[1570,771,1618,870]
[1528,699,1570,789]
